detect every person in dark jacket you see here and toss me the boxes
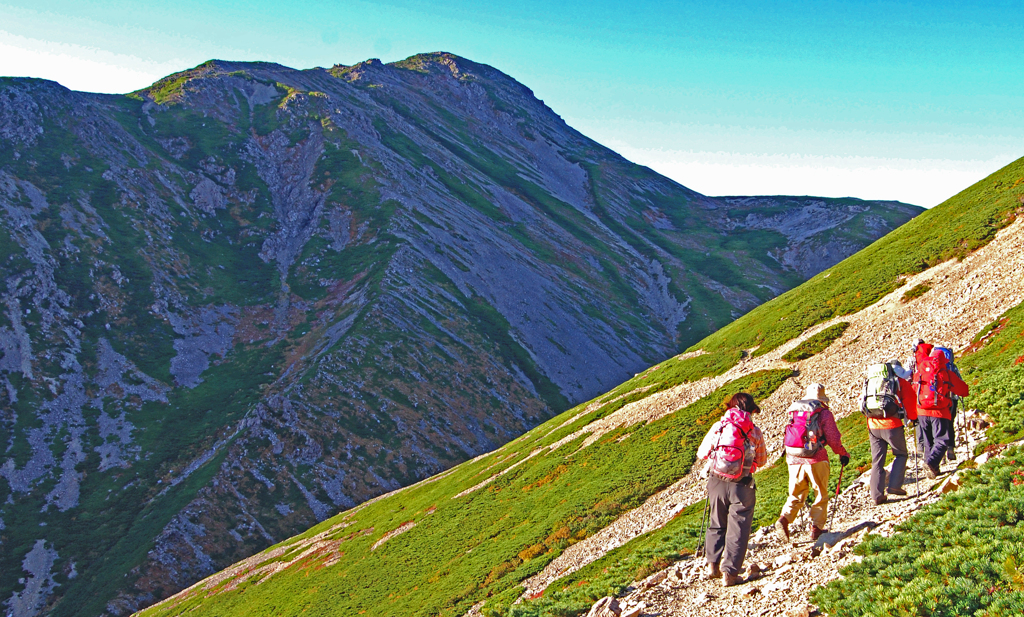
[913,347,970,477]
[695,392,768,587]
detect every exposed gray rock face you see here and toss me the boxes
[168,307,236,388]
[0,55,920,615]
[719,196,920,278]
[6,540,58,617]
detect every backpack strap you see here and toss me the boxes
[720,417,752,441]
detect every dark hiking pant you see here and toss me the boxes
[869,426,908,501]
[920,415,953,469]
[945,412,957,460]
[706,475,756,576]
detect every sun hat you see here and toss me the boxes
[804,383,829,404]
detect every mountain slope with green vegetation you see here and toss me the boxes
[693,156,1023,360]
[135,156,1024,617]
[809,299,1024,617]
[0,54,921,615]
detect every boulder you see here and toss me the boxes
[939,473,962,494]
[639,570,667,589]
[586,597,621,617]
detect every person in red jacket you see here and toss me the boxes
[913,347,969,478]
[904,339,932,457]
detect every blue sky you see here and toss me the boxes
[2,0,1022,206]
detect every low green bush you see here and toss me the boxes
[781,322,850,362]
[810,447,1024,617]
[901,283,932,303]
[959,301,1024,445]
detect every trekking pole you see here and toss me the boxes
[960,395,968,460]
[827,463,845,533]
[912,425,920,498]
[695,488,711,559]
[696,425,727,560]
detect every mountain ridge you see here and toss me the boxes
[0,52,920,616]
[131,152,1024,617]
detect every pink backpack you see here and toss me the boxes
[709,416,756,481]
[784,400,827,458]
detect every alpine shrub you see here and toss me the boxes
[901,283,932,303]
[781,322,850,362]
[960,301,1024,444]
[810,448,1024,617]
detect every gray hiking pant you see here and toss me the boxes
[920,415,953,469]
[706,475,756,576]
[869,427,908,501]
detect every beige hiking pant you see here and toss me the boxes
[780,460,831,529]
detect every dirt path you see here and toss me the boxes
[608,413,1002,617]
[517,217,1024,601]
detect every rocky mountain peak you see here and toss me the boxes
[0,53,920,616]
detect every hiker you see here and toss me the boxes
[933,345,963,461]
[776,384,849,542]
[913,347,969,478]
[903,338,927,377]
[859,360,917,504]
[695,392,768,587]
[904,338,930,456]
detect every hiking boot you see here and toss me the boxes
[926,464,940,479]
[874,495,888,505]
[775,517,790,543]
[811,525,825,541]
[705,561,722,579]
[947,448,956,461]
[746,563,762,581]
[722,572,742,587]
[887,486,907,496]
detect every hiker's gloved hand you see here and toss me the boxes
[839,455,850,467]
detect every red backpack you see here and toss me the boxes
[784,400,827,458]
[709,417,756,481]
[915,354,954,410]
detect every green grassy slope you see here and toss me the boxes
[137,154,1024,617]
[809,299,1024,616]
[691,157,1024,360]
[139,369,792,617]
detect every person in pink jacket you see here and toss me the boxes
[696,392,768,587]
[775,384,849,542]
